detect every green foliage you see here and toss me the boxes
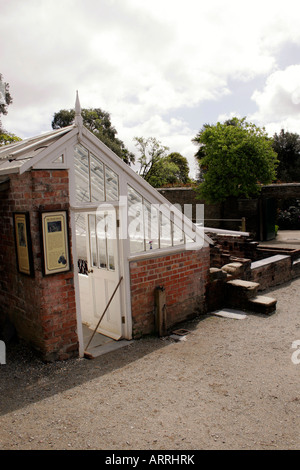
[0,73,12,125]
[51,109,74,129]
[52,108,135,165]
[276,198,300,230]
[134,137,191,188]
[0,74,21,146]
[167,152,191,185]
[272,129,300,182]
[193,117,278,203]
[146,159,180,188]
[134,137,169,187]
[0,132,22,146]
[277,200,300,229]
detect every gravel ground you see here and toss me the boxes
[0,278,299,451]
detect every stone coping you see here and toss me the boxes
[251,254,290,270]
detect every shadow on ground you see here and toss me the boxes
[0,315,208,417]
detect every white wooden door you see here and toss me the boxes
[80,209,122,340]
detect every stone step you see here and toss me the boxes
[226,279,260,308]
[227,279,260,293]
[247,295,277,315]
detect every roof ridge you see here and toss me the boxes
[0,125,75,160]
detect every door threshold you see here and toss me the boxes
[84,339,133,359]
[82,324,133,358]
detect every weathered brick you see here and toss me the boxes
[0,170,78,361]
[130,247,210,337]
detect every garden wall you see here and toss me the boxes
[158,184,300,238]
[158,188,259,236]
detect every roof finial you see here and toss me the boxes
[74,90,83,128]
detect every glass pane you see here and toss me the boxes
[128,186,144,253]
[53,154,64,163]
[74,144,90,203]
[105,166,119,201]
[90,154,104,202]
[104,212,116,271]
[98,238,107,268]
[160,212,172,248]
[185,232,194,245]
[144,200,159,251]
[88,215,97,267]
[96,214,107,269]
[107,238,115,271]
[75,213,88,274]
[172,221,184,246]
[75,213,87,259]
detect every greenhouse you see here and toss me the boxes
[0,94,211,360]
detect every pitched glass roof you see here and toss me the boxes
[0,126,74,173]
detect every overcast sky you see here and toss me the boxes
[1,0,300,177]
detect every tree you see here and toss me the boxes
[52,108,135,165]
[193,117,278,203]
[167,152,191,185]
[0,132,21,146]
[0,74,21,147]
[0,74,12,127]
[272,129,300,182]
[147,158,180,188]
[134,137,170,187]
[135,138,191,188]
[134,137,190,188]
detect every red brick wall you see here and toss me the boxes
[0,169,78,361]
[130,247,210,337]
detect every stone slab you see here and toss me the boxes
[210,309,247,320]
[251,254,290,270]
[249,295,277,306]
[227,279,260,289]
[247,295,277,314]
[85,340,133,359]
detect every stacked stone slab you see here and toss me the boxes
[207,261,277,315]
[226,279,277,315]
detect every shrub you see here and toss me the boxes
[277,200,300,229]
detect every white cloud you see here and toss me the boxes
[115,113,199,178]
[250,65,300,135]
[217,111,242,123]
[2,0,300,176]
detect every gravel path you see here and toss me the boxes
[0,278,299,450]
